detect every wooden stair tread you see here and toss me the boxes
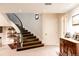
[23,34,33,35]
[17,44,44,51]
[23,36,36,39]
[22,32,30,34]
[23,44,44,48]
[23,38,38,42]
[23,34,33,37]
[23,41,41,45]
[23,35,35,37]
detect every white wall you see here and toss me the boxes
[0,13,11,26]
[0,13,59,46]
[61,6,79,36]
[16,13,59,46]
[42,13,59,45]
[16,13,42,40]
[67,6,79,34]
[57,14,68,37]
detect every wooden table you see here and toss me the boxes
[60,37,79,56]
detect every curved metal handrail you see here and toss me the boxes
[6,13,23,48]
[12,13,23,28]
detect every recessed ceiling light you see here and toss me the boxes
[44,3,52,5]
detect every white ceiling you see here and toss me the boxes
[43,3,79,13]
[0,3,78,13]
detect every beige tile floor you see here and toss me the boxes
[0,45,59,56]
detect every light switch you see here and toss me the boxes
[45,33,47,36]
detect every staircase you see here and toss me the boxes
[17,27,44,51]
[6,13,44,51]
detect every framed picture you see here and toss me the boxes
[72,14,79,26]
